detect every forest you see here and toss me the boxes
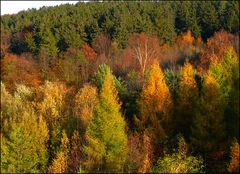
[0,1,239,173]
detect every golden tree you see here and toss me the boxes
[74,84,98,132]
[136,64,172,140]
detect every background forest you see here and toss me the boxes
[1,1,239,173]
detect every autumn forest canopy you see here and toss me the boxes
[0,1,239,173]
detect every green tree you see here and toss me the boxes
[1,108,49,173]
[39,27,59,57]
[209,48,239,139]
[84,71,127,172]
[154,136,205,173]
[198,1,220,40]
[191,73,226,154]
[92,64,127,96]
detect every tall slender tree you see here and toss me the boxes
[84,70,127,172]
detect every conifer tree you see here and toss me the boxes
[74,84,98,133]
[69,130,82,173]
[191,73,226,154]
[1,112,49,173]
[84,71,127,172]
[176,61,198,139]
[136,64,172,141]
[48,130,70,173]
[209,47,239,139]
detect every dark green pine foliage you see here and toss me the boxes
[198,1,220,41]
[1,1,239,54]
[175,1,201,38]
[223,1,239,33]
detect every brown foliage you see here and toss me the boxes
[93,33,111,57]
[126,133,145,172]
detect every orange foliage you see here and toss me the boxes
[138,133,153,173]
[228,141,240,173]
[139,64,172,116]
[81,43,97,61]
[136,64,172,144]
[176,31,194,47]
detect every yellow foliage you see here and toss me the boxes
[100,72,121,110]
[178,61,198,107]
[38,81,67,126]
[75,84,98,131]
[137,65,172,167]
[140,64,172,114]
[203,73,220,108]
[48,151,67,173]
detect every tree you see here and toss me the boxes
[48,130,70,173]
[136,64,172,141]
[154,136,205,173]
[39,27,59,57]
[1,84,49,174]
[57,48,89,85]
[198,1,220,40]
[84,71,127,172]
[153,2,176,44]
[228,139,240,173]
[92,33,111,58]
[92,64,127,96]
[128,33,161,75]
[198,30,234,72]
[81,43,97,61]
[125,133,145,173]
[176,61,198,139]
[74,84,98,133]
[209,47,239,139]
[36,81,67,156]
[138,132,154,173]
[69,130,82,173]
[223,1,239,33]
[175,1,201,38]
[191,73,226,157]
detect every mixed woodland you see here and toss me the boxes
[0,1,239,173]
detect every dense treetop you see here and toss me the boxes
[1,1,239,55]
[0,1,239,173]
